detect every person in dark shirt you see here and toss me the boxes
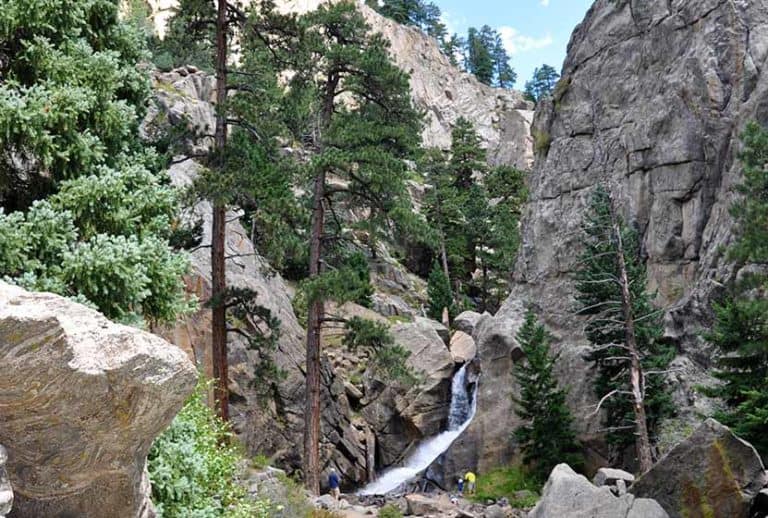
[328,468,341,500]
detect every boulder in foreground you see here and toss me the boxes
[0,281,197,518]
[630,419,767,518]
[529,464,668,518]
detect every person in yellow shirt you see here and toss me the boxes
[464,471,476,495]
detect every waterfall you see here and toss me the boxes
[358,363,477,495]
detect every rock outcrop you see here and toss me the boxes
[483,0,768,466]
[449,331,477,364]
[529,464,668,518]
[630,419,767,518]
[352,2,533,167]
[0,281,196,518]
[143,0,534,167]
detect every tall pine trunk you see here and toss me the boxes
[303,168,325,494]
[212,0,229,422]
[612,217,653,474]
[303,74,338,494]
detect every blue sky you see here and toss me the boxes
[435,0,594,87]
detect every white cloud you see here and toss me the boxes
[440,10,467,36]
[540,0,550,5]
[498,26,554,55]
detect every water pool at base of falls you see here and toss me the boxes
[358,363,477,495]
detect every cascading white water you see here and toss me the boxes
[358,363,477,495]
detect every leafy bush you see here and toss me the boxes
[471,466,540,508]
[147,380,270,517]
[0,165,193,325]
[0,0,190,326]
[378,504,403,518]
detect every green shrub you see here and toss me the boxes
[472,466,540,508]
[533,130,552,155]
[378,504,404,518]
[147,379,270,517]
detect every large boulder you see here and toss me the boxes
[405,493,456,516]
[593,468,635,488]
[391,319,455,437]
[449,331,477,364]
[630,419,767,518]
[0,281,196,518]
[453,311,484,336]
[0,446,11,517]
[529,464,668,518]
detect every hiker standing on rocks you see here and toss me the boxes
[329,468,341,500]
[457,477,464,496]
[464,471,476,495]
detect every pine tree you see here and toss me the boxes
[449,118,487,190]
[446,118,487,288]
[465,27,494,85]
[441,33,465,67]
[292,1,423,492]
[480,165,526,310]
[705,122,768,459]
[420,3,446,41]
[151,0,217,72]
[513,310,581,483]
[427,261,453,320]
[524,64,560,103]
[492,32,516,88]
[574,186,674,473]
[158,0,302,421]
[378,0,422,25]
[421,148,457,286]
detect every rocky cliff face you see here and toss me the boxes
[141,0,534,167]
[467,0,768,470]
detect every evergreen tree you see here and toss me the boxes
[524,64,560,103]
[0,0,190,324]
[378,0,422,25]
[705,122,768,459]
[151,0,217,72]
[427,261,453,321]
[479,165,526,310]
[466,27,494,85]
[574,186,674,473]
[446,118,487,289]
[513,311,581,483]
[375,0,445,40]
[420,3,446,41]
[291,1,423,492]
[441,33,465,67]
[421,148,458,290]
[449,117,487,190]
[160,0,301,420]
[492,33,516,88]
